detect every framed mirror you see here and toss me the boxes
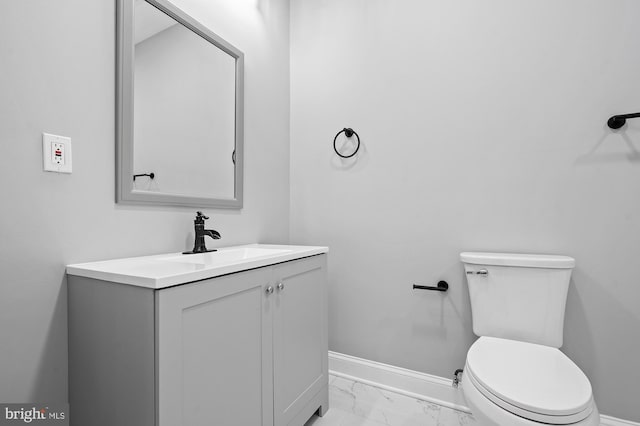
[116,0,244,208]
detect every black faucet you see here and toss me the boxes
[183,211,221,254]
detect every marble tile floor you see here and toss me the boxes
[304,375,477,426]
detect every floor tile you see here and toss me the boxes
[305,375,476,426]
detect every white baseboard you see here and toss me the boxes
[600,415,640,426]
[328,351,639,426]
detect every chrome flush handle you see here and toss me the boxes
[466,269,489,276]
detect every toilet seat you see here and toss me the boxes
[465,337,594,425]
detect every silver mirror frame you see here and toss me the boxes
[116,0,244,208]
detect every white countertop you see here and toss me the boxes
[66,244,328,289]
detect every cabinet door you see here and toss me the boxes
[273,255,328,426]
[156,268,274,426]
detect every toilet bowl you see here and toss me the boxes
[461,337,599,426]
[460,252,599,426]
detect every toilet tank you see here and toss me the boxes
[461,252,575,348]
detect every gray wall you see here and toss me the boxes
[290,0,640,421]
[0,0,290,403]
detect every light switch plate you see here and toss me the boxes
[43,133,72,173]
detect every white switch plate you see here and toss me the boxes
[43,133,72,173]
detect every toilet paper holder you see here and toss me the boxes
[412,280,448,292]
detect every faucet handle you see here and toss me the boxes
[195,211,209,223]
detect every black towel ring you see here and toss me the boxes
[333,128,360,158]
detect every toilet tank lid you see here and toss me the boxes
[460,252,575,269]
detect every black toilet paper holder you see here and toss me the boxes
[413,281,449,292]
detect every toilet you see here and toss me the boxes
[460,252,599,426]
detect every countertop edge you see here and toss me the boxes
[66,244,328,290]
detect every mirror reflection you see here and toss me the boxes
[133,0,236,199]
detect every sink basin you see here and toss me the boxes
[164,247,293,265]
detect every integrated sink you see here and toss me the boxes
[66,244,327,289]
[165,247,293,265]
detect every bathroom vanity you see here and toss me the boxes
[67,244,328,426]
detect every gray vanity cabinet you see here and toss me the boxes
[156,267,273,426]
[68,254,328,426]
[273,258,328,426]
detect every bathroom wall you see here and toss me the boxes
[290,0,640,421]
[0,0,290,403]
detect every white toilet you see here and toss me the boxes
[460,252,599,426]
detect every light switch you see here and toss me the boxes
[43,133,72,173]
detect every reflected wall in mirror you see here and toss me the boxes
[117,0,244,208]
